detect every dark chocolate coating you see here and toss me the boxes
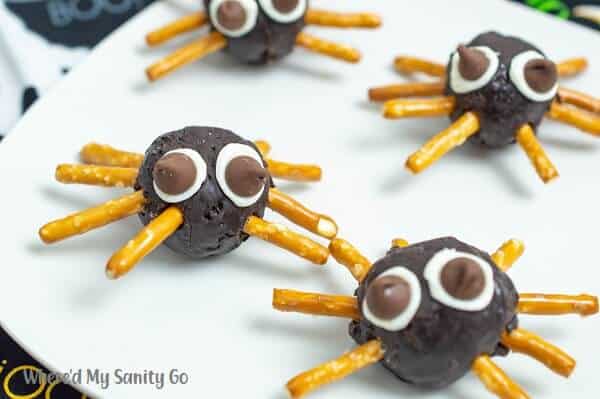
[204,0,306,64]
[445,31,554,147]
[135,126,271,258]
[349,237,519,389]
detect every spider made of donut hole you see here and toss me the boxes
[274,236,599,399]
[39,126,338,280]
[369,31,600,184]
[144,0,381,81]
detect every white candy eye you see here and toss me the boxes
[153,149,207,203]
[216,143,268,207]
[210,0,258,37]
[258,0,307,23]
[449,46,499,94]
[423,249,494,312]
[509,50,558,102]
[362,267,421,332]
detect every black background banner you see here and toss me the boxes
[0,329,83,398]
[0,0,597,398]
[5,0,154,48]
[510,0,600,29]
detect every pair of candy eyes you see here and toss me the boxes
[210,0,306,37]
[450,46,558,102]
[153,143,267,207]
[362,249,495,332]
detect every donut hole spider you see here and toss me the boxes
[145,0,381,81]
[368,31,600,184]
[274,236,598,398]
[39,126,338,279]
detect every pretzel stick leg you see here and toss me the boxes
[55,164,138,188]
[329,238,372,282]
[273,289,359,319]
[558,87,600,114]
[146,31,227,82]
[406,111,480,174]
[391,238,409,248]
[383,96,455,119]
[146,12,208,46]
[268,188,337,239]
[515,125,559,183]
[517,293,599,316]
[39,191,145,244]
[266,159,322,182]
[106,207,184,279]
[80,143,144,168]
[556,58,588,78]
[286,340,384,399]
[501,328,575,377]
[295,32,361,63]
[254,140,271,157]
[472,355,530,399]
[304,9,381,28]
[548,101,600,136]
[369,81,445,102]
[243,216,329,265]
[394,56,446,77]
[490,239,525,272]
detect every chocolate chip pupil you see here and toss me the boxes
[217,0,247,31]
[225,156,267,198]
[273,0,299,13]
[457,45,490,81]
[153,153,197,196]
[440,258,486,300]
[524,59,557,93]
[366,275,411,320]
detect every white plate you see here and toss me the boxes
[1,0,599,397]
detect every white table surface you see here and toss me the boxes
[0,0,599,397]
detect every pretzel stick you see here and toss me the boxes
[243,216,329,265]
[548,101,600,136]
[501,328,575,378]
[39,191,145,244]
[556,58,588,78]
[268,188,337,239]
[146,12,208,46]
[304,9,381,28]
[490,239,525,272]
[273,289,360,319]
[369,81,445,102]
[518,293,599,316]
[296,32,361,63]
[55,164,138,188]
[472,355,530,399]
[106,207,184,279]
[406,111,480,174]
[394,56,446,77]
[383,96,456,119]
[515,125,559,183]
[266,159,322,182]
[146,31,227,81]
[329,238,372,282]
[286,340,384,399]
[391,238,409,248]
[254,140,271,157]
[80,143,143,168]
[558,87,600,114]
